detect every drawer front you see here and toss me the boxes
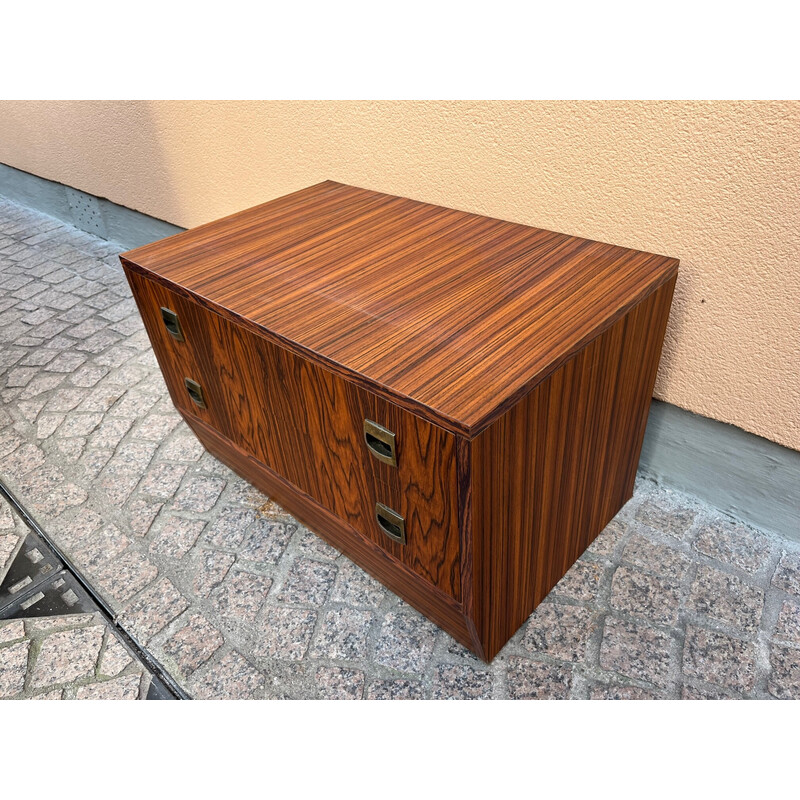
[251,333,462,600]
[127,271,305,482]
[126,270,237,436]
[128,270,461,600]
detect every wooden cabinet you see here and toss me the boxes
[121,181,678,661]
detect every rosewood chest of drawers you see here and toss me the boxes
[121,181,678,661]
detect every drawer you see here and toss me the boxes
[128,271,461,600]
[250,334,462,600]
[127,272,302,480]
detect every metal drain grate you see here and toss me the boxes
[0,480,183,700]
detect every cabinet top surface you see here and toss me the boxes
[121,181,678,436]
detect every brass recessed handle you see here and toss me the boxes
[184,377,206,409]
[375,502,405,544]
[160,307,184,341]
[363,419,396,467]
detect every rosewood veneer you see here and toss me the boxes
[121,181,678,661]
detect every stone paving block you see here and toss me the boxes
[522,602,596,663]
[681,683,737,700]
[431,664,493,700]
[682,626,756,694]
[6,366,38,386]
[70,364,109,387]
[373,609,438,675]
[687,565,765,633]
[58,412,103,438]
[771,551,800,597]
[15,398,47,424]
[276,558,336,606]
[226,481,271,509]
[1,530,25,585]
[635,496,697,540]
[120,577,189,643]
[99,634,134,677]
[590,684,659,700]
[138,463,188,499]
[191,650,265,700]
[315,666,365,699]
[599,617,672,687]
[24,614,97,635]
[212,570,272,622]
[205,507,258,550]
[55,509,103,550]
[308,608,374,661]
[366,679,425,700]
[331,561,386,609]
[132,413,180,441]
[172,475,226,513]
[239,519,294,563]
[506,657,573,699]
[90,416,135,449]
[80,386,126,415]
[31,624,105,688]
[610,565,682,625]
[73,525,131,570]
[192,550,236,598]
[0,429,25,458]
[54,438,84,461]
[257,607,318,661]
[30,688,64,700]
[45,351,87,373]
[45,387,87,413]
[161,428,205,462]
[773,600,800,645]
[293,527,340,560]
[91,548,158,606]
[78,447,113,481]
[3,442,46,476]
[150,516,207,558]
[693,517,773,574]
[768,645,800,699]
[0,640,30,698]
[0,620,26,644]
[162,613,224,677]
[620,532,691,581]
[96,463,141,507]
[551,560,603,603]
[75,674,142,700]
[18,347,58,367]
[125,497,163,537]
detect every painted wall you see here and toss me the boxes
[0,101,797,450]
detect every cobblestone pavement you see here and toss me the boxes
[0,611,151,699]
[1,197,799,700]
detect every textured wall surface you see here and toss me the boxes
[0,101,798,450]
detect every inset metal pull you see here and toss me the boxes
[375,502,405,544]
[363,419,396,467]
[184,377,206,409]
[160,307,184,341]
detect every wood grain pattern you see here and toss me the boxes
[182,409,478,652]
[469,275,677,659]
[121,181,678,437]
[122,181,679,662]
[126,268,461,599]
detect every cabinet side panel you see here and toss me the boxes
[471,276,676,659]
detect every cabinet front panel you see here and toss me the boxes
[248,332,462,600]
[126,270,461,601]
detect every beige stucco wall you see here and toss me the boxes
[0,101,798,450]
